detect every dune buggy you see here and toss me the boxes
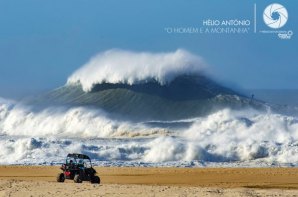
[56,153,100,184]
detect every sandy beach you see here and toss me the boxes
[0,166,298,196]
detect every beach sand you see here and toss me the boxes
[0,166,298,196]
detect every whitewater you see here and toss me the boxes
[1,49,298,167]
[67,49,207,92]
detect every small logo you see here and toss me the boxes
[278,30,293,39]
[263,3,288,29]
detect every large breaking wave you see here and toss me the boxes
[1,49,298,166]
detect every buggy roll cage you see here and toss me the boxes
[67,153,91,160]
[66,153,92,167]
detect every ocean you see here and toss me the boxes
[0,49,297,167]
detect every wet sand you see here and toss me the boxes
[0,166,298,196]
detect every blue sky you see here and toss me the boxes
[0,0,297,98]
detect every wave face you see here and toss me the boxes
[32,75,259,121]
[1,49,297,166]
[67,49,206,92]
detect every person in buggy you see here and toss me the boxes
[68,160,74,169]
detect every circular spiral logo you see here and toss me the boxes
[263,3,288,29]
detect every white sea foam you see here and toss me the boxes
[144,109,298,163]
[67,49,206,92]
[1,97,298,166]
[0,99,168,138]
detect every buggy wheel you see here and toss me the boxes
[74,174,82,183]
[56,173,65,182]
[91,176,100,184]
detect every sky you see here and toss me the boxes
[0,0,297,98]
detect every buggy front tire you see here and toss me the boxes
[91,176,100,184]
[74,174,82,183]
[56,173,65,182]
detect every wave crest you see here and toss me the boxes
[67,49,206,92]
